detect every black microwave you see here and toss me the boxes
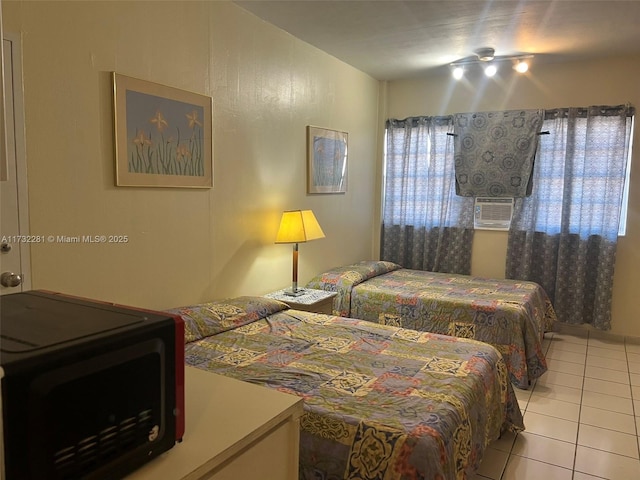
[0,290,185,479]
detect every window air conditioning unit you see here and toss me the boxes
[474,197,514,230]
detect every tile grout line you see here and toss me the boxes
[570,328,588,480]
[624,336,640,461]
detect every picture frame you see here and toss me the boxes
[113,73,213,188]
[307,125,348,194]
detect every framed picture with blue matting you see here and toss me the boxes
[113,73,212,188]
[307,125,348,194]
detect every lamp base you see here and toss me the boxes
[283,288,306,297]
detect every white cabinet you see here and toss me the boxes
[126,367,303,480]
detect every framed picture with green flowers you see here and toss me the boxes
[113,73,212,188]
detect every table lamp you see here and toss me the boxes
[275,210,325,296]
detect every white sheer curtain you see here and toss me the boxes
[507,105,634,330]
[381,116,475,273]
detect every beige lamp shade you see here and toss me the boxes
[275,210,325,244]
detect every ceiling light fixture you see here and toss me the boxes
[450,47,533,80]
[474,47,495,62]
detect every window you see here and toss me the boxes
[383,116,473,230]
[382,106,634,254]
[513,106,634,240]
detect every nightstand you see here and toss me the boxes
[265,288,337,315]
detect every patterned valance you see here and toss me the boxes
[453,109,543,197]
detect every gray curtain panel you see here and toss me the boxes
[381,225,474,274]
[506,105,634,330]
[381,116,474,273]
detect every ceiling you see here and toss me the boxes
[234,0,640,80]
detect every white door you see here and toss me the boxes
[1,34,30,295]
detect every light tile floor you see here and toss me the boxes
[472,323,640,480]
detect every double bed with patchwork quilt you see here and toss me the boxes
[306,261,557,389]
[167,295,524,480]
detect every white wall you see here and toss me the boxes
[2,0,380,310]
[384,54,640,336]
[8,1,636,336]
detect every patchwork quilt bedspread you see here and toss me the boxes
[167,296,524,480]
[307,261,557,389]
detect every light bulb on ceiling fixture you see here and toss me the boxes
[484,64,497,77]
[452,66,464,80]
[514,60,529,73]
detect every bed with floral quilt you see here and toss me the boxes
[306,261,556,389]
[167,295,524,480]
